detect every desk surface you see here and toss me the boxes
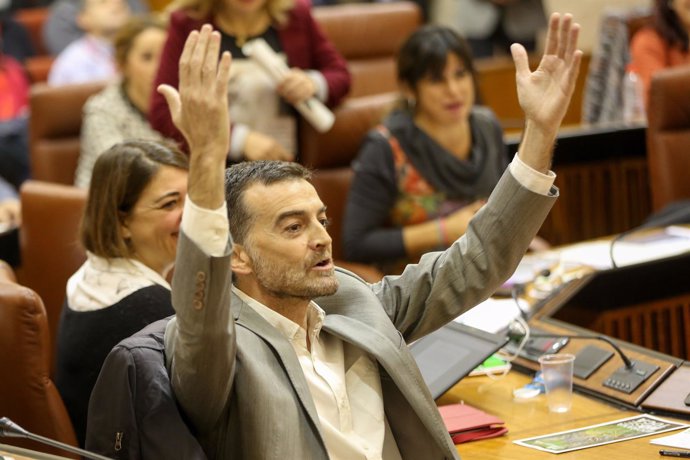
[440,371,686,459]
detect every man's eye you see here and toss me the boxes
[286,223,302,233]
[320,218,331,228]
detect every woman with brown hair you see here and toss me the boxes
[149,0,350,162]
[630,0,690,105]
[56,139,188,446]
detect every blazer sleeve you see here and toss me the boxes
[165,231,236,434]
[371,169,557,343]
[279,0,351,107]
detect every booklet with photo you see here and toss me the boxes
[514,415,688,454]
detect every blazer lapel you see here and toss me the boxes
[231,294,323,437]
[323,314,452,447]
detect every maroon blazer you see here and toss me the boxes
[150,0,351,149]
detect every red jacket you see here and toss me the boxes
[150,0,351,150]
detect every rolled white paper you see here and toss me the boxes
[242,38,335,133]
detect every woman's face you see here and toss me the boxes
[412,52,475,127]
[121,166,188,275]
[122,27,167,110]
[671,0,690,30]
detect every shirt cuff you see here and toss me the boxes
[509,153,556,196]
[229,123,250,160]
[181,196,229,257]
[307,70,328,102]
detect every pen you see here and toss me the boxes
[660,450,690,458]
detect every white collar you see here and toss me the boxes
[66,252,170,312]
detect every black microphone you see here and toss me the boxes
[0,417,114,460]
[609,201,690,269]
[507,324,660,394]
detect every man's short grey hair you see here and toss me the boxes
[224,161,312,244]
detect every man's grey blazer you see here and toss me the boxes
[164,171,556,459]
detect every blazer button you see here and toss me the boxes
[196,271,206,282]
[193,299,203,310]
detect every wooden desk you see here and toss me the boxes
[438,372,685,459]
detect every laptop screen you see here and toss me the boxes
[409,322,508,399]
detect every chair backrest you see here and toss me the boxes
[313,1,422,98]
[18,181,88,368]
[13,7,49,56]
[25,55,55,83]
[299,91,397,169]
[646,65,690,211]
[29,82,105,185]
[0,265,79,458]
[310,167,383,283]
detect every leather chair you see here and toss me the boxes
[310,168,383,283]
[13,7,49,56]
[314,1,422,99]
[18,181,88,368]
[0,261,79,459]
[300,91,397,169]
[646,65,690,211]
[29,82,105,185]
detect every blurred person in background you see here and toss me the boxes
[76,15,168,188]
[43,0,147,55]
[47,0,131,85]
[431,0,546,58]
[630,0,690,106]
[150,0,350,162]
[343,25,547,275]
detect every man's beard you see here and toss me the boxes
[248,248,339,300]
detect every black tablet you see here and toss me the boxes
[409,322,509,399]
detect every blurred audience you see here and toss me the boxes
[47,0,131,85]
[343,26,510,274]
[630,0,690,106]
[0,49,30,190]
[55,140,187,446]
[43,0,148,55]
[76,15,168,188]
[1,0,36,63]
[150,0,350,161]
[430,0,546,58]
[0,176,20,227]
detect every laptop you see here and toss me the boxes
[409,322,509,399]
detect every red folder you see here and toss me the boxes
[438,403,508,444]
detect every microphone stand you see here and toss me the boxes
[0,417,113,460]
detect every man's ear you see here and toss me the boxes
[230,243,252,275]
